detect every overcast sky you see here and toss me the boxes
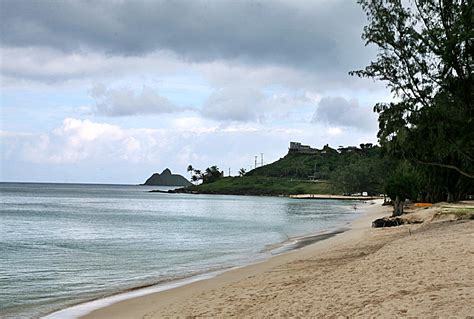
[0,0,390,184]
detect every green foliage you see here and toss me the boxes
[330,157,391,195]
[203,165,223,183]
[247,145,386,195]
[183,176,332,196]
[385,162,421,216]
[189,165,224,184]
[352,0,472,111]
[352,0,473,202]
[186,144,388,195]
[385,162,420,202]
[247,145,382,179]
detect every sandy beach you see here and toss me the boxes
[83,201,473,318]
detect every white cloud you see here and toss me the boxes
[0,0,391,184]
[1,119,159,164]
[1,116,379,183]
[90,84,184,116]
[1,118,298,166]
[327,127,343,136]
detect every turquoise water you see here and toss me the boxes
[0,183,359,318]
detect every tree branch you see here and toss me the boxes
[413,159,474,178]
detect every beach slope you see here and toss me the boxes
[83,202,473,318]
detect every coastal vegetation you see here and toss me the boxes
[187,165,224,184]
[350,0,473,213]
[246,143,389,196]
[179,175,332,196]
[179,144,387,196]
[174,0,473,215]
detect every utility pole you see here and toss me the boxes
[254,156,258,169]
[261,153,263,167]
[228,168,231,177]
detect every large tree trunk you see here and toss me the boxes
[392,196,404,217]
[447,191,454,203]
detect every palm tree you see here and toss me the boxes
[187,164,194,179]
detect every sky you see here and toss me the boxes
[0,0,391,184]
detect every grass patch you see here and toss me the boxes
[440,206,474,211]
[181,176,334,196]
[434,206,474,220]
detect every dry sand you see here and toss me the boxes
[83,201,473,318]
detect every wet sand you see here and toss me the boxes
[82,201,473,318]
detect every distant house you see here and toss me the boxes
[337,146,359,153]
[288,142,318,154]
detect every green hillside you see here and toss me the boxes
[176,143,389,196]
[247,144,381,180]
[180,176,332,196]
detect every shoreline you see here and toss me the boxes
[151,188,382,202]
[42,202,369,319]
[289,194,382,200]
[81,200,472,318]
[75,201,386,319]
[42,227,350,319]
[42,271,222,319]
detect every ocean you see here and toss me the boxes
[0,182,360,318]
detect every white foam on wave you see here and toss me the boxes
[42,271,219,319]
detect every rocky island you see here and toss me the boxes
[143,168,192,187]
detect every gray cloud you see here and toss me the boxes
[0,47,184,83]
[313,96,377,131]
[0,0,369,71]
[91,84,183,116]
[201,87,264,122]
[200,87,317,122]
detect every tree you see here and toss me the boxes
[385,162,420,216]
[352,0,471,110]
[330,157,388,195]
[202,165,223,183]
[187,165,194,182]
[351,0,473,202]
[190,165,223,184]
[192,169,202,184]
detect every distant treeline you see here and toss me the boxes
[183,144,388,197]
[247,144,388,196]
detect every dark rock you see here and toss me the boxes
[372,217,405,228]
[143,168,192,187]
[148,189,169,193]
